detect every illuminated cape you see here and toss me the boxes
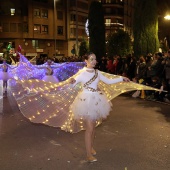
[4,54,85,81]
[9,68,161,133]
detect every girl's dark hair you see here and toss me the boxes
[83,52,94,60]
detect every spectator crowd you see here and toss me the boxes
[1,51,170,103]
[97,51,170,103]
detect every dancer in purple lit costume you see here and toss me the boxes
[35,59,67,83]
[0,59,17,93]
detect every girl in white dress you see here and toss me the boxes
[9,53,160,163]
[69,52,130,162]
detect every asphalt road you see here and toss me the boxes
[0,92,170,170]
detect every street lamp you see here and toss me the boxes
[54,0,57,56]
[164,14,170,20]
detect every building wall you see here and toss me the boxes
[67,0,89,57]
[0,0,133,60]
[100,0,134,38]
[0,0,68,59]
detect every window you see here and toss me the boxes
[3,23,9,32]
[10,23,17,32]
[57,41,64,49]
[106,0,111,3]
[81,16,87,23]
[32,40,39,48]
[105,19,111,26]
[79,2,88,10]
[41,0,48,2]
[70,1,76,7]
[105,8,111,13]
[34,24,41,33]
[23,23,28,32]
[70,28,76,36]
[18,23,22,32]
[33,0,48,3]
[56,0,64,6]
[34,9,40,17]
[57,26,63,35]
[57,11,63,20]
[70,14,76,21]
[42,25,48,33]
[42,9,48,18]
[16,8,22,15]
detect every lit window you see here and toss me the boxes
[34,9,40,17]
[34,24,41,33]
[105,19,111,26]
[42,25,48,33]
[41,9,48,18]
[32,40,39,48]
[106,0,111,3]
[10,8,15,16]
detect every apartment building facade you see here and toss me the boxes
[100,0,134,38]
[0,0,90,59]
[0,0,133,59]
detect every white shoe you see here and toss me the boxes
[86,156,97,163]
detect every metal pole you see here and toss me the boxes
[76,0,78,56]
[54,0,56,56]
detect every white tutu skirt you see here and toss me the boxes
[0,72,12,81]
[42,75,59,83]
[70,91,112,121]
